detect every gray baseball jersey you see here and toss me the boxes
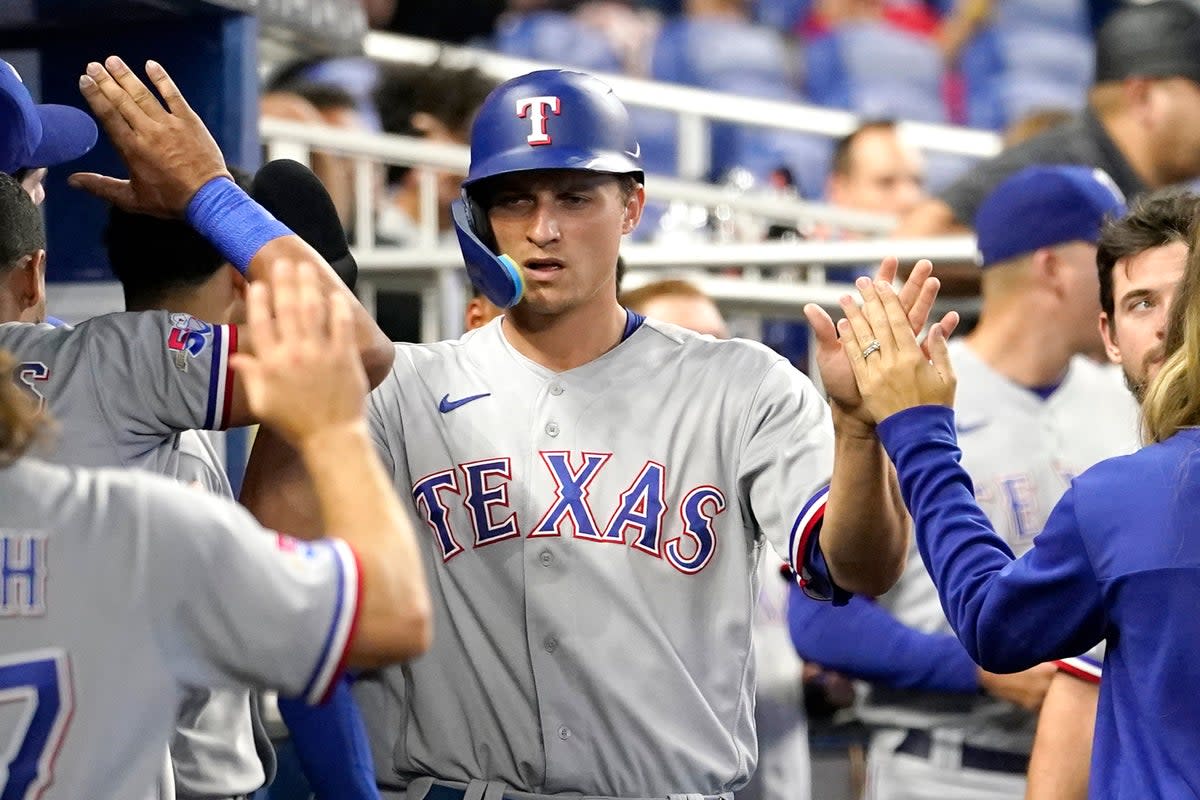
[0,312,236,471]
[0,314,271,795]
[858,340,1139,752]
[354,317,835,797]
[0,456,358,800]
[170,431,273,799]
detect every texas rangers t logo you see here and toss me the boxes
[516,96,561,146]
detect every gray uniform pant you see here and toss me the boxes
[864,729,1026,800]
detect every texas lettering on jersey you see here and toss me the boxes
[412,451,726,574]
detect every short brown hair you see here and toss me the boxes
[0,350,42,466]
[1097,190,1200,319]
[619,279,707,313]
[830,119,898,177]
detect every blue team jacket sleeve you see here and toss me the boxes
[787,588,980,692]
[279,676,380,800]
[876,406,1107,673]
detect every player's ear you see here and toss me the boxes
[621,183,645,235]
[1032,247,1066,294]
[1098,311,1122,364]
[18,250,47,316]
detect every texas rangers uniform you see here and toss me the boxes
[353,315,836,798]
[0,313,271,797]
[0,456,357,799]
[859,339,1139,799]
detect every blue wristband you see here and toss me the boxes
[185,177,292,274]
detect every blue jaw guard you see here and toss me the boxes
[451,198,524,309]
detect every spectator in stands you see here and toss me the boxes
[261,82,374,232]
[1002,108,1074,148]
[260,90,358,230]
[0,56,97,207]
[825,119,927,219]
[374,62,497,245]
[899,1,1200,247]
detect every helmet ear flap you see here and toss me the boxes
[452,195,525,309]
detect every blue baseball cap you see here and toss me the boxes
[974,165,1128,267]
[0,59,98,175]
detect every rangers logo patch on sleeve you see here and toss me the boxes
[166,313,213,371]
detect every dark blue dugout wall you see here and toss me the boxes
[0,1,259,282]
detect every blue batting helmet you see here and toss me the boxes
[452,69,644,309]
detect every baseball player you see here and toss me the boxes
[241,68,956,799]
[1024,190,1198,800]
[0,258,430,799]
[0,56,392,465]
[789,166,1141,800]
[836,203,1200,797]
[103,188,284,800]
[0,56,389,799]
[0,55,98,209]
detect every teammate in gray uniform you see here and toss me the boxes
[105,199,280,800]
[1024,190,1198,800]
[0,55,392,798]
[0,56,391,463]
[0,258,431,799]
[842,167,1139,800]
[242,69,956,799]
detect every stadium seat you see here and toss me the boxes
[492,11,623,73]
[961,0,1093,130]
[804,22,948,123]
[753,0,812,33]
[651,17,797,92]
[651,18,809,183]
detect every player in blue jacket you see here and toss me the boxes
[833,252,1200,798]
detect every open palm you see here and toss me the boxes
[804,258,959,425]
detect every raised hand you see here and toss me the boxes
[69,57,231,217]
[836,279,956,424]
[230,261,369,447]
[804,258,960,426]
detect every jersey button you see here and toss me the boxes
[558,725,571,740]
[540,550,554,566]
[544,636,559,653]
[549,382,565,396]
[545,421,560,437]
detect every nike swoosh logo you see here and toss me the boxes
[438,392,491,413]
[955,420,989,435]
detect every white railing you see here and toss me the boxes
[363,30,1004,183]
[261,117,980,339]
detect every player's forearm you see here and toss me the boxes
[250,236,393,387]
[240,427,324,539]
[297,422,431,664]
[788,590,980,693]
[821,407,909,596]
[1025,673,1097,800]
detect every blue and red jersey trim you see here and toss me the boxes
[298,538,362,704]
[203,324,237,430]
[1055,655,1102,684]
[788,484,829,587]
